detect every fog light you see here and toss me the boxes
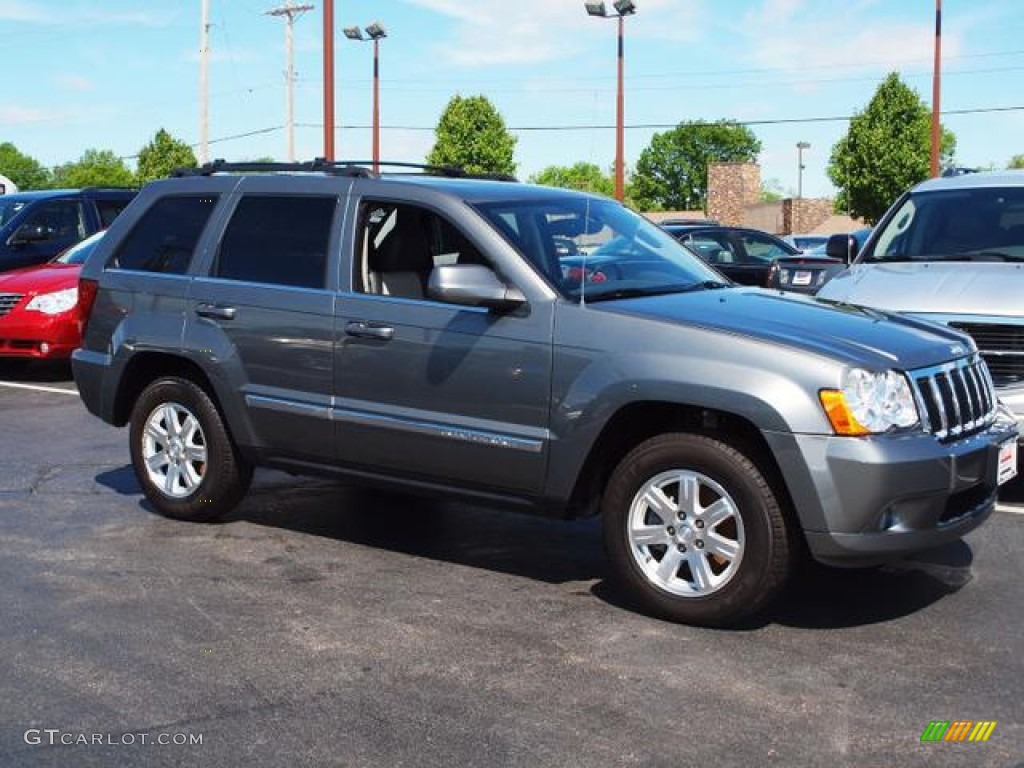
[39,342,50,355]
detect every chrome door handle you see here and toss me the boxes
[195,304,236,320]
[345,321,394,341]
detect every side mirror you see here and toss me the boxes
[427,264,525,311]
[10,224,52,246]
[825,233,858,263]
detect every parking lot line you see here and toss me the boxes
[0,380,78,396]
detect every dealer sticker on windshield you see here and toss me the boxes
[997,439,1018,485]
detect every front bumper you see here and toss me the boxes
[767,410,1018,567]
[0,309,80,359]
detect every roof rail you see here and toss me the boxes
[171,158,517,182]
[172,158,375,178]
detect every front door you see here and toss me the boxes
[333,197,553,496]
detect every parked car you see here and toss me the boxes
[781,234,829,253]
[662,224,837,291]
[73,160,1017,627]
[817,171,1024,451]
[762,230,868,293]
[0,188,135,273]
[0,230,105,359]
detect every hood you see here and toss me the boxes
[0,263,80,296]
[817,261,1024,317]
[602,287,974,371]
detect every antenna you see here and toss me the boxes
[266,3,315,162]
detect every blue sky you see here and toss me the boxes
[2,0,1022,199]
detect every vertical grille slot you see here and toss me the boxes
[910,355,997,441]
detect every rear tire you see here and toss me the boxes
[129,377,252,522]
[602,433,792,627]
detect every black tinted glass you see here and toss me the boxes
[216,196,334,288]
[110,195,218,273]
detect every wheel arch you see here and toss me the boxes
[110,352,255,449]
[566,401,798,528]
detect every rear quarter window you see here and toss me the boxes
[108,195,219,274]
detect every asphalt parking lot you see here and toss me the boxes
[0,361,1021,767]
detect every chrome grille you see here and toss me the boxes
[948,322,1024,387]
[909,355,997,441]
[0,293,23,317]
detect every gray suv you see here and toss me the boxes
[72,161,1018,626]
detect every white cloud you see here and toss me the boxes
[401,0,705,67]
[54,74,94,92]
[0,1,170,27]
[738,0,961,77]
[0,0,44,22]
[0,105,59,124]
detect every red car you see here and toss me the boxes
[0,231,104,359]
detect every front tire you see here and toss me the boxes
[129,377,252,522]
[602,433,792,627]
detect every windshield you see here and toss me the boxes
[474,196,726,301]
[866,186,1024,263]
[0,198,28,228]
[55,230,105,264]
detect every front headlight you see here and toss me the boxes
[819,368,920,435]
[26,286,78,315]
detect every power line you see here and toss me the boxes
[293,104,1024,133]
[111,104,1024,162]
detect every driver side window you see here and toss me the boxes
[19,200,86,242]
[354,201,489,300]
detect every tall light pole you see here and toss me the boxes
[267,2,315,162]
[199,0,211,165]
[344,22,387,173]
[796,141,810,200]
[585,0,636,203]
[930,0,942,177]
[323,0,335,161]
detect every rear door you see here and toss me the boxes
[185,176,348,463]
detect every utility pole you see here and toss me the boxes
[930,0,942,177]
[323,0,335,161]
[199,0,210,165]
[267,2,315,162]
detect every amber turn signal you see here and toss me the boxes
[819,389,871,436]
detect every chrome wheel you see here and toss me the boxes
[627,469,745,597]
[141,402,207,498]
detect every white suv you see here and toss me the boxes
[818,171,1024,440]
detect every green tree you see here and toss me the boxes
[426,95,517,176]
[1009,154,1024,170]
[137,128,197,183]
[0,142,52,190]
[828,72,955,224]
[630,120,761,211]
[51,149,135,188]
[760,177,787,202]
[529,162,615,197]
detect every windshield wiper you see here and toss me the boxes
[584,281,728,303]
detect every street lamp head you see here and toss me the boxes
[612,0,637,15]
[585,1,608,17]
[343,26,364,40]
[365,21,387,40]
[796,141,811,150]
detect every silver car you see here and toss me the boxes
[818,171,1024,444]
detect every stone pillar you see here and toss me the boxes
[707,163,761,227]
